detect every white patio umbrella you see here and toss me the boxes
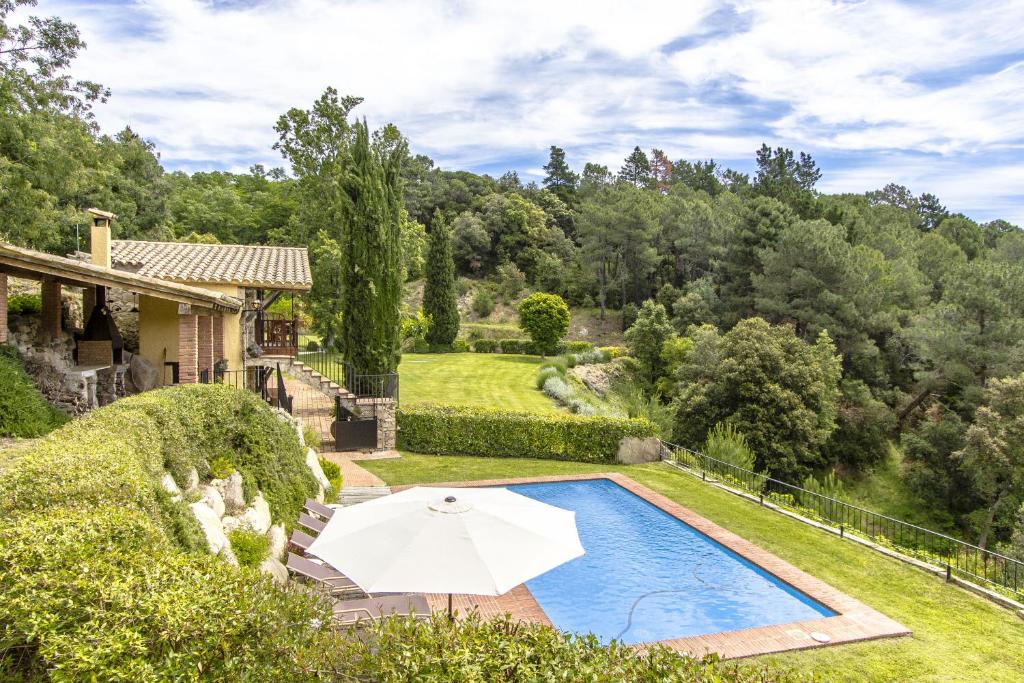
[306,486,584,617]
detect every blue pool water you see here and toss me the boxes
[507,479,834,644]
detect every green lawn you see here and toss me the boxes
[363,454,1024,682]
[398,353,558,413]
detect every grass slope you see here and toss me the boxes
[363,453,1024,683]
[399,353,557,413]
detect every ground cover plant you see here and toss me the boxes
[0,345,67,438]
[362,454,1024,683]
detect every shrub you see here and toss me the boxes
[542,376,573,403]
[472,287,496,318]
[607,380,675,438]
[536,366,562,390]
[562,340,594,354]
[472,339,498,353]
[397,405,656,463]
[704,422,757,471]
[319,456,343,494]
[0,385,330,679]
[330,612,796,682]
[621,302,639,331]
[495,261,526,300]
[600,345,626,359]
[518,292,570,357]
[452,339,470,353]
[303,424,322,451]
[7,293,41,315]
[305,339,320,351]
[0,345,67,437]
[209,454,236,479]
[229,528,269,567]
[498,338,535,354]
[411,338,430,353]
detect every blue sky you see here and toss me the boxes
[42,0,1024,225]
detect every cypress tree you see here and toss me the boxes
[423,212,459,347]
[340,120,405,374]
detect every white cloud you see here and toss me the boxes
[39,0,1024,223]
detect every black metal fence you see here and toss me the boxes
[662,441,1024,601]
[198,366,291,414]
[295,347,399,403]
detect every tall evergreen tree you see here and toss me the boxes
[619,146,652,188]
[541,145,578,205]
[423,212,460,346]
[340,120,406,375]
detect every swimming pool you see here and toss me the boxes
[507,478,836,644]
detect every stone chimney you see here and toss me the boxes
[87,208,116,269]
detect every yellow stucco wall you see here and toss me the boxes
[138,294,180,386]
[137,283,245,385]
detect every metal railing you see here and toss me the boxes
[295,346,399,403]
[199,368,248,390]
[662,441,1024,601]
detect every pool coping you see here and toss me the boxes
[393,472,911,660]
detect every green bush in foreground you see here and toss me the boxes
[0,345,67,438]
[0,385,330,680]
[229,528,270,567]
[331,613,803,682]
[398,404,656,463]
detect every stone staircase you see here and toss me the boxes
[252,356,364,416]
[338,486,392,506]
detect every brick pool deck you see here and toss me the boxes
[394,472,910,660]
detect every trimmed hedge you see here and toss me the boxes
[397,404,656,463]
[470,338,594,356]
[0,345,67,438]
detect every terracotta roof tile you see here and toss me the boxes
[111,240,311,290]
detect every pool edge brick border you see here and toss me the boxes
[394,472,911,660]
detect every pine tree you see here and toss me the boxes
[542,145,578,205]
[619,146,652,188]
[423,211,459,346]
[340,120,406,375]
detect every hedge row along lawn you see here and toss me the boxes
[398,404,656,463]
[398,352,558,413]
[362,453,1024,683]
[0,344,67,438]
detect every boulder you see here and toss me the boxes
[214,472,245,514]
[239,493,272,535]
[306,448,331,490]
[259,556,289,584]
[130,354,158,392]
[160,473,182,501]
[267,523,287,560]
[615,437,665,465]
[184,467,200,493]
[199,484,225,518]
[190,502,229,555]
[221,545,239,567]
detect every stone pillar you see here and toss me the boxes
[198,315,213,377]
[213,316,225,364]
[40,280,62,340]
[0,273,7,344]
[178,310,198,384]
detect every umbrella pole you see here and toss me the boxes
[448,593,454,621]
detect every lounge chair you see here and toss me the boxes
[286,552,365,597]
[331,594,432,627]
[304,498,336,520]
[289,529,316,553]
[298,512,326,534]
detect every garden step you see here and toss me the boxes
[337,486,392,506]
